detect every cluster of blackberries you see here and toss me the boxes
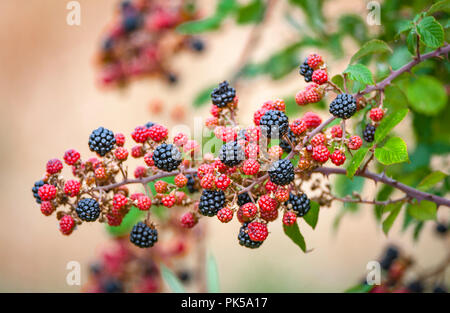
[259,110,289,138]
[89,127,116,156]
[363,124,376,142]
[219,141,245,167]
[268,159,295,186]
[211,81,236,108]
[32,180,45,204]
[129,222,158,248]
[285,193,310,217]
[76,198,101,222]
[238,222,263,249]
[299,58,314,82]
[329,94,357,119]
[198,189,226,216]
[152,143,182,172]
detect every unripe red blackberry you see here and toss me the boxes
[268,146,283,160]
[40,201,54,216]
[148,124,168,142]
[331,150,346,166]
[302,112,322,129]
[247,222,268,241]
[298,157,311,171]
[242,159,260,175]
[114,133,125,146]
[258,195,277,212]
[304,84,323,104]
[180,212,197,228]
[131,145,143,158]
[275,188,289,202]
[136,195,152,211]
[173,132,188,147]
[175,191,186,205]
[131,126,150,143]
[211,81,236,108]
[312,69,328,85]
[60,215,75,235]
[152,143,182,172]
[245,143,259,159]
[330,125,343,138]
[94,167,107,179]
[144,152,154,166]
[329,94,357,119]
[282,211,297,226]
[38,184,57,201]
[210,105,220,118]
[134,166,147,178]
[129,221,158,248]
[348,135,363,150]
[285,193,310,217]
[290,119,308,135]
[76,198,101,222]
[114,147,129,161]
[241,203,258,221]
[198,189,226,217]
[64,180,81,197]
[260,110,289,138]
[238,222,263,249]
[253,107,269,126]
[219,141,245,167]
[200,173,215,189]
[162,194,176,208]
[154,180,168,193]
[260,207,278,222]
[46,158,63,175]
[89,127,116,156]
[197,164,214,179]
[63,149,81,165]
[268,159,295,186]
[265,180,277,193]
[363,124,376,142]
[369,108,384,122]
[310,133,326,147]
[106,214,123,227]
[312,144,330,163]
[174,173,188,188]
[295,90,308,106]
[245,126,261,143]
[306,53,323,69]
[217,207,233,223]
[215,174,231,190]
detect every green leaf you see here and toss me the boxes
[206,253,220,293]
[375,109,409,143]
[417,16,444,48]
[382,202,403,235]
[396,20,414,37]
[105,207,145,237]
[236,0,265,24]
[345,284,374,293]
[160,264,186,293]
[406,29,418,56]
[417,171,447,191]
[346,147,369,179]
[289,0,325,32]
[375,137,409,165]
[350,39,392,63]
[407,200,437,221]
[383,85,409,111]
[331,75,345,91]
[375,185,394,221]
[303,201,319,229]
[344,64,374,85]
[193,85,215,107]
[406,76,447,116]
[427,0,450,15]
[413,221,424,241]
[283,222,306,252]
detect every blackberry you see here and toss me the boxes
[129,221,158,248]
[145,121,155,129]
[190,38,204,52]
[299,58,314,82]
[260,110,289,138]
[363,124,376,142]
[407,280,424,293]
[102,279,124,293]
[122,13,141,33]
[238,192,252,206]
[177,270,192,283]
[211,81,236,108]
[32,180,45,204]
[167,73,178,84]
[76,198,101,222]
[433,284,447,293]
[88,127,116,157]
[268,159,295,186]
[285,193,310,217]
[219,141,245,167]
[198,189,226,217]
[238,223,263,249]
[329,93,357,119]
[152,143,182,172]
[380,245,399,270]
[186,174,198,193]
[436,223,448,235]
[280,128,296,153]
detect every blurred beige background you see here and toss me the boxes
[0,0,447,292]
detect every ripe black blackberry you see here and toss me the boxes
[363,124,376,142]
[435,223,448,235]
[198,189,226,217]
[299,58,313,82]
[238,223,263,249]
[380,245,399,270]
[190,38,205,52]
[238,192,252,206]
[285,193,310,217]
[407,280,424,293]
[102,279,124,293]
[219,141,245,167]
[76,198,101,222]
[259,110,289,138]
[129,221,158,248]
[268,159,295,186]
[89,127,116,157]
[152,143,182,172]
[186,174,198,193]
[211,81,236,108]
[280,128,296,153]
[329,93,357,119]
[145,121,155,128]
[32,180,45,204]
